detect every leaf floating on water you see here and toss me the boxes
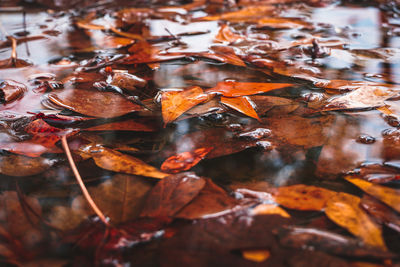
[220,96,260,121]
[83,118,159,132]
[161,147,213,173]
[257,17,313,30]
[325,192,386,249]
[214,25,244,43]
[0,80,26,104]
[161,86,209,125]
[86,145,168,179]
[48,89,143,118]
[273,184,337,211]
[346,177,400,214]
[322,86,398,111]
[141,172,206,218]
[200,6,274,21]
[206,81,293,97]
[251,203,290,218]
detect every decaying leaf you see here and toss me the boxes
[346,177,400,213]
[175,178,239,219]
[161,147,213,173]
[83,118,159,132]
[0,154,55,177]
[325,192,386,249]
[141,172,206,217]
[0,80,26,104]
[48,89,143,118]
[273,184,337,211]
[161,86,209,124]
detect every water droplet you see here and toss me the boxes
[256,141,273,151]
[226,123,243,132]
[356,134,376,144]
[239,128,271,140]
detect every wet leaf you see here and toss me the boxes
[161,147,213,173]
[220,96,260,120]
[322,86,398,111]
[48,89,143,118]
[95,36,134,49]
[0,154,55,177]
[85,145,168,179]
[141,172,206,218]
[214,25,244,43]
[360,194,400,233]
[111,72,147,91]
[257,17,312,30]
[273,184,337,211]
[161,86,209,124]
[200,6,274,21]
[346,177,400,213]
[250,203,290,218]
[242,250,270,262]
[83,118,159,132]
[277,226,395,259]
[325,192,386,249]
[206,81,293,97]
[0,80,26,103]
[175,178,239,219]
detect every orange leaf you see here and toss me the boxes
[161,86,209,124]
[161,147,213,173]
[206,81,292,97]
[200,6,274,21]
[220,96,260,121]
[84,118,158,132]
[87,146,168,179]
[325,192,386,249]
[257,18,312,30]
[251,204,290,218]
[273,184,337,211]
[346,177,400,213]
[214,25,243,43]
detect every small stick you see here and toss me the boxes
[23,11,30,56]
[61,135,109,226]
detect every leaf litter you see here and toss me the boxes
[1,0,400,265]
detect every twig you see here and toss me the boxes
[61,135,109,226]
[22,11,30,56]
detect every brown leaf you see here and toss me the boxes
[221,96,260,120]
[0,154,55,177]
[325,192,386,249]
[48,89,143,118]
[51,174,154,229]
[214,24,244,43]
[206,81,293,97]
[161,86,209,124]
[277,226,395,259]
[360,194,400,233]
[257,17,312,30]
[0,80,26,103]
[200,6,274,21]
[175,179,239,219]
[346,177,400,213]
[83,118,159,132]
[141,172,206,217]
[161,147,213,173]
[322,86,398,111]
[95,36,134,49]
[111,72,147,91]
[86,145,168,179]
[273,184,337,211]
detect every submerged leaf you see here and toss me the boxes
[48,89,143,118]
[141,172,206,218]
[0,154,55,177]
[161,147,213,173]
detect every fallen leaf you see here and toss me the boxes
[257,17,312,30]
[242,250,270,262]
[95,36,134,49]
[200,6,274,21]
[277,226,395,259]
[322,86,398,111]
[111,72,147,91]
[175,178,239,219]
[161,86,209,124]
[360,194,400,233]
[273,184,337,211]
[0,154,55,177]
[85,145,168,179]
[251,204,290,218]
[161,147,213,173]
[48,89,143,118]
[0,80,26,103]
[83,118,159,132]
[346,177,400,213]
[325,192,386,249]
[351,163,400,183]
[220,96,260,120]
[141,172,206,218]
[214,24,244,43]
[206,81,293,97]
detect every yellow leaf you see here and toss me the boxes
[242,250,270,262]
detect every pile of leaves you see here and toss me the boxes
[1,0,400,265]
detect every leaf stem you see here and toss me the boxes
[61,135,109,226]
